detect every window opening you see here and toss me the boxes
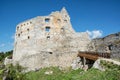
[57,19,61,23]
[108,45,113,50]
[64,20,67,22]
[18,34,20,37]
[28,36,30,39]
[49,52,53,54]
[45,27,50,32]
[47,36,50,39]
[61,28,64,32]
[17,26,19,30]
[65,15,67,17]
[45,18,50,22]
[27,28,29,31]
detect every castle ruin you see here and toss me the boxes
[10,7,90,70]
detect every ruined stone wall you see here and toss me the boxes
[12,8,90,70]
[88,32,120,60]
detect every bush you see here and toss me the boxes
[0,50,13,62]
[100,60,120,70]
[0,64,27,80]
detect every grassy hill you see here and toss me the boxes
[25,66,120,80]
[0,64,120,80]
[0,50,120,80]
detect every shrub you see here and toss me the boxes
[0,64,27,80]
[100,60,120,70]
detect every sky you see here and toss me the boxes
[0,0,120,52]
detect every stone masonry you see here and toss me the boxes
[11,7,90,70]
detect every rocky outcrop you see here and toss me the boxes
[88,32,120,61]
[4,57,13,65]
[71,57,88,71]
[93,58,120,71]
[71,57,82,70]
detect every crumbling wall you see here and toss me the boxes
[19,51,78,71]
[12,7,90,70]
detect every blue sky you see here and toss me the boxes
[0,0,120,52]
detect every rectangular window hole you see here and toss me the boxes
[18,34,20,37]
[57,19,61,23]
[61,28,64,32]
[27,28,29,31]
[64,20,67,22]
[47,36,50,39]
[45,18,50,22]
[49,52,53,54]
[17,26,19,30]
[28,36,30,39]
[45,27,50,32]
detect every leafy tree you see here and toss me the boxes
[0,50,13,62]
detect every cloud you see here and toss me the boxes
[86,30,103,39]
[0,43,5,47]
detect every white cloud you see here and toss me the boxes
[86,30,103,39]
[0,43,5,47]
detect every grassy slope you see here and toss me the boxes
[0,61,120,80]
[25,67,120,80]
[0,51,120,80]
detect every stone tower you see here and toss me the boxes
[12,7,90,70]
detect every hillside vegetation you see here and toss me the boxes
[0,50,120,80]
[25,66,120,80]
[0,50,13,62]
[1,64,119,80]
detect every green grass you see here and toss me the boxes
[100,60,120,70]
[25,67,82,80]
[25,67,120,80]
[0,60,120,80]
